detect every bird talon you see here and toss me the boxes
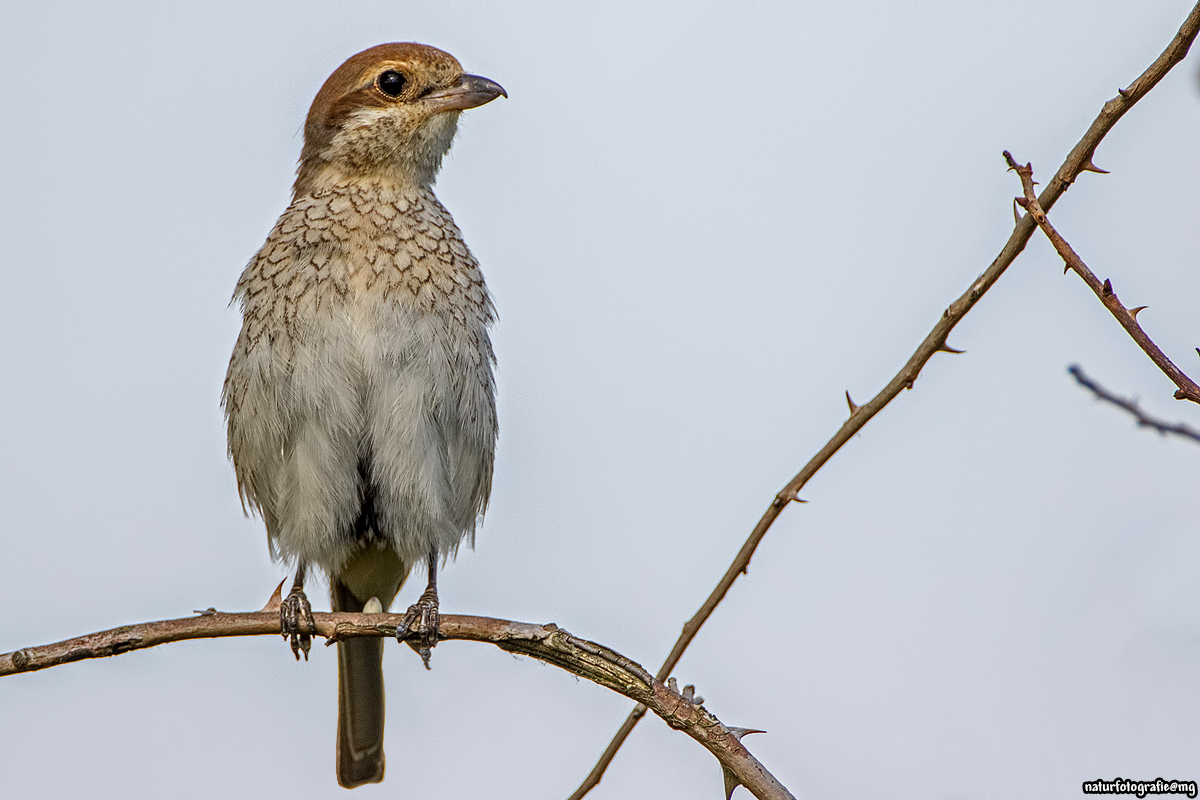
[398,590,440,669]
[281,588,314,661]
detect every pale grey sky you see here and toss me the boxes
[1,2,1198,798]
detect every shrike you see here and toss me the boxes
[222,43,503,788]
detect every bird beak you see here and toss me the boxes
[425,74,507,113]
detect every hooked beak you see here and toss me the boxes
[426,73,507,113]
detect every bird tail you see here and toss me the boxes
[332,579,386,788]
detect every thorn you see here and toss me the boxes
[721,730,767,800]
[938,343,965,354]
[1102,279,1112,296]
[903,378,914,390]
[261,579,286,613]
[1195,348,1199,361]
[728,727,766,742]
[845,391,859,414]
[1118,86,1133,99]
[682,685,705,705]
[1081,159,1109,175]
[1015,196,1029,209]
[193,607,217,616]
[667,677,679,694]
[1064,262,1071,275]
[1129,306,1148,321]
[1012,198,1022,224]
[723,768,740,800]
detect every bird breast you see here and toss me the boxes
[224,179,497,570]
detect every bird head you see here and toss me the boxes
[295,43,505,194]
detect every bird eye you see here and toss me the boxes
[377,70,408,97]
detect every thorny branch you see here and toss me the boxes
[569,3,1200,797]
[1068,364,1200,443]
[0,610,794,800]
[1005,152,1200,406]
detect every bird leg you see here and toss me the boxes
[399,550,440,670]
[281,562,316,660]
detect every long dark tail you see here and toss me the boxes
[332,579,386,788]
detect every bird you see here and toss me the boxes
[221,43,504,788]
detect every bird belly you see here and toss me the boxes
[259,295,493,577]
[352,297,495,566]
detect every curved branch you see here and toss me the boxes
[569,2,1200,796]
[0,611,794,800]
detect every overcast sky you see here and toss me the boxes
[2,2,1198,798]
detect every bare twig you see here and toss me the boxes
[568,3,1200,797]
[0,611,794,800]
[1068,364,1200,443]
[1005,152,1200,405]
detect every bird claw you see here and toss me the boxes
[398,589,440,670]
[280,588,315,661]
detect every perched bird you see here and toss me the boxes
[222,43,504,788]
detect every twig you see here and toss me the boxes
[1068,364,1200,443]
[1005,152,1200,405]
[1008,153,1195,407]
[567,3,1200,797]
[0,611,794,800]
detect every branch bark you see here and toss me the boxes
[568,2,1200,797]
[0,611,794,800]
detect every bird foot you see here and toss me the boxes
[280,587,315,660]
[398,588,440,670]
